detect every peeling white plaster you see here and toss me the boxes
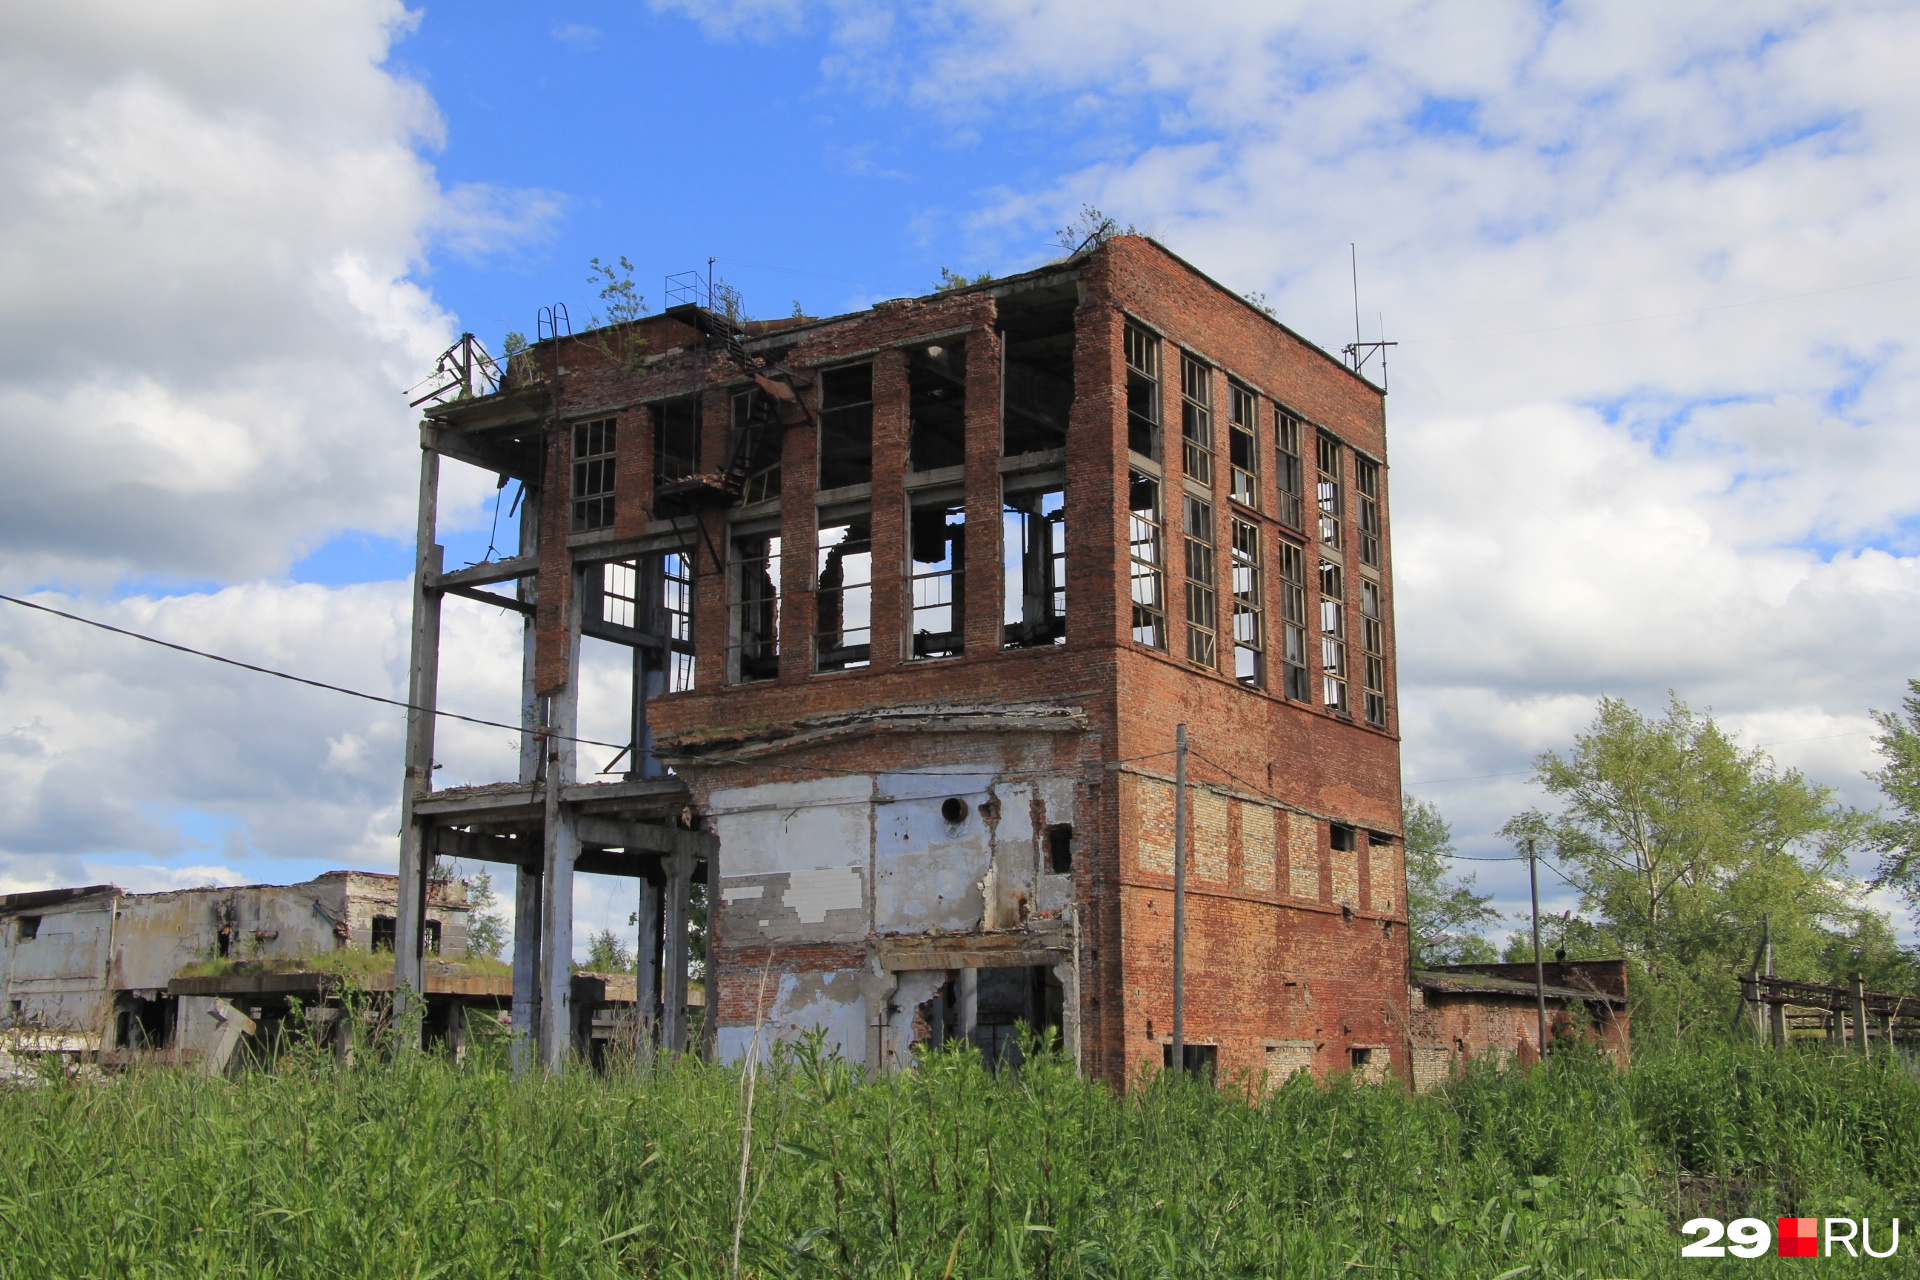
[785,867,862,923]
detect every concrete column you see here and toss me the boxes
[699,844,719,1061]
[1851,974,1870,1055]
[1770,998,1787,1050]
[394,440,442,1039]
[536,643,581,1074]
[633,875,661,1064]
[661,850,694,1055]
[510,865,542,1078]
[957,967,979,1051]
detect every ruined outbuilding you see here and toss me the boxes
[403,235,1412,1086]
[0,873,470,1055]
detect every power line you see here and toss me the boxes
[0,592,627,751]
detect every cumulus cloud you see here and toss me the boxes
[0,1,535,590]
[656,0,1920,931]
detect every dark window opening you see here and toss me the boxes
[732,388,782,504]
[1330,824,1357,853]
[656,398,699,486]
[1184,495,1216,668]
[116,995,175,1050]
[1180,354,1213,485]
[1046,824,1073,874]
[16,915,40,942]
[1316,433,1343,547]
[1320,558,1347,713]
[941,797,969,824]
[819,364,874,490]
[1231,517,1264,688]
[1001,293,1076,456]
[571,417,617,532]
[1278,540,1309,701]
[1129,472,1166,649]
[908,340,967,472]
[371,916,396,953]
[1124,325,1161,460]
[1361,578,1387,729]
[815,516,873,671]
[216,926,231,958]
[1356,456,1382,568]
[1229,383,1259,508]
[1350,1046,1373,1070]
[729,533,782,683]
[425,919,442,956]
[1163,1042,1218,1080]
[1002,485,1065,648]
[1275,408,1304,530]
[974,965,1064,1068]
[909,503,965,659]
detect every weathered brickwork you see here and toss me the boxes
[508,237,1406,1088]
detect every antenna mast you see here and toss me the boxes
[1341,244,1398,390]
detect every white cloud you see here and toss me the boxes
[0,1,535,589]
[722,0,1920,933]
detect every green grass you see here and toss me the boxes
[0,1036,1914,1278]
[172,950,511,981]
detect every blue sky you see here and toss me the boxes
[4,1,1920,953]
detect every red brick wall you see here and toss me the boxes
[513,241,1403,1088]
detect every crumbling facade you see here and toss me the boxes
[1407,961,1631,1090]
[406,235,1408,1085]
[0,873,470,1052]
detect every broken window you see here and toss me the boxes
[1229,383,1259,507]
[571,417,616,532]
[1128,471,1167,650]
[1316,433,1343,547]
[818,364,874,490]
[908,340,967,472]
[649,551,697,692]
[1047,824,1073,874]
[1361,577,1387,729]
[1231,518,1264,688]
[729,532,781,683]
[815,516,872,670]
[1331,824,1357,852]
[655,398,699,486]
[371,916,396,953]
[1350,1046,1373,1071]
[1124,325,1161,460]
[1278,541,1309,701]
[1184,494,1217,668]
[425,919,442,956]
[1163,1042,1218,1080]
[1180,354,1213,485]
[601,560,639,628]
[972,965,1064,1068]
[16,915,40,942]
[1002,484,1065,648]
[1001,288,1076,456]
[908,503,965,659]
[1320,559,1348,714]
[1355,456,1382,568]
[732,388,781,504]
[1275,408,1304,530]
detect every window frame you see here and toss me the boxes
[1228,382,1259,509]
[1179,353,1214,486]
[1183,493,1217,668]
[1128,470,1167,650]
[1277,538,1309,701]
[1355,455,1382,568]
[813,511,874,672]
[1275,407,1305,531]
[906,498,966,660]
[1316,432,1343,548]
[1319,557,1348,714]
[570,417,617,533]
[727,529,782,683]
[1230,516,1265,689]
[1124,325,1162,461]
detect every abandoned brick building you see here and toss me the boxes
[403,234,1413,1086]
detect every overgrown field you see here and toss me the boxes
[1,1038,1915,1278]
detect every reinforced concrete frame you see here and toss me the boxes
[393,414,717,1076]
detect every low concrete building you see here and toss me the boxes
[1407,960,1631,1091]
[0,873,471,1051]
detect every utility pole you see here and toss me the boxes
[1528,838,1547,1058]
[1171,724,1188,1076]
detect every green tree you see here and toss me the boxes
[1868,678,1920,907]
[1501,694,1877,1040]
[463,871,507,961]
[579,928,635,974]
[1402,794,1499,966]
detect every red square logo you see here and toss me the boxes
[1779,1217,1818,1258]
